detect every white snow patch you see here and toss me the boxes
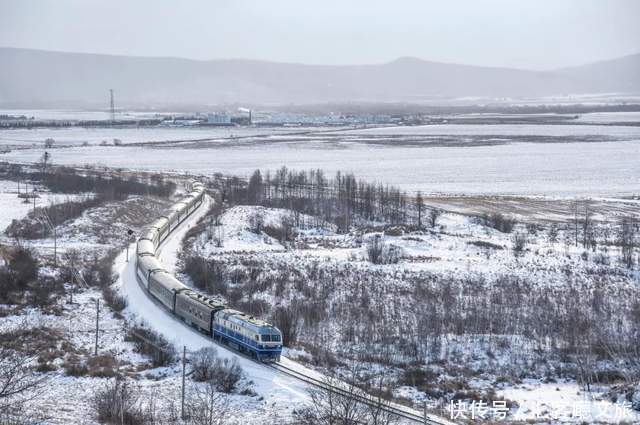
[498,380,640,423]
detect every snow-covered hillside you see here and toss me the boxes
[181,203,640,424]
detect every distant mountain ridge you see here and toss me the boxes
[0,47,638,108]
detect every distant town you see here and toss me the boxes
[0,109,400,129]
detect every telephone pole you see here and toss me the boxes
[181,346,186,419]
[69,271,73,304]
[94,299,100,355]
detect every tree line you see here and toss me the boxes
[219,167,438,232]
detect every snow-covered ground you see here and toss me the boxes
[0,179,89,234]
[498,380,639,423]
[125,198,451,424]
[0,191,168,263]
[181,203,640,424]
[2,139,638,196]
[189,205,635,290]
[2,111,640,197]
[339,123,640,137]
[0,285,300,424]
[189,205,331,255]
[0,125,340,147]
[117,196,312,417]
[0,196,315,424]
[574,111,640,123]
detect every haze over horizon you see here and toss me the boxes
[1,0,640,70]
[2,0,639,108]
[2,45,640,72]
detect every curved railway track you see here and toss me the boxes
[131,182,455,425]
[269,362,453,425]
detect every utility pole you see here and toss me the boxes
[69,271,74,304]
[53,223,57,266]
[181,345,186,420]
[40,210,57,266]
[94,299,100,355]
[126,229,133,262]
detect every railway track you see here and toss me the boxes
[269,362,454,425]
[130,189,455,425]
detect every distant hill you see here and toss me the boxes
[0,47,638,108]
[556,53,640,94]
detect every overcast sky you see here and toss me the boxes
[1,0,639,70]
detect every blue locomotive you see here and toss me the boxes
[134,181,282,362]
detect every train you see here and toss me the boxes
[134,180,283,362]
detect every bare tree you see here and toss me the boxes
[249,211,264,234]
[297,374,368,425]
[38,151,51,176]
[367,235,385,264]
[91,377,144,425]
[428,208,442,228]
[0,347,47,418]
[297,370,399,425]
[280,213,295,243]
[247,170,263,205]
[581,200,593,249]
[191,347,219,382]
[572,200,580,247]
[63,248,81,302]
[213,225,224,248]
[619,217,638,268]
[574,346,596,393]
[272,306,298,346]
[364,373,400,425]
[366,235,401,265]
[185,380,231,425]
[415,191,424,228]
[548,223,559,243]
[512,232,528,256]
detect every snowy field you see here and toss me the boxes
[497,380,639,423]
[183,204,640,424]
[2,139,639,196]
[339,123,640,137]
[2,111,639,197]
[116,197,436,424]
[0,125,335,147]
[574,111,640,123]
[0,179,87,233]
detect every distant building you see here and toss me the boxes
[206,113,232,125]
[250,111,393,126]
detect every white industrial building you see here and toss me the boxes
[206,112,232,125]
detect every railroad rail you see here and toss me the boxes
[130,186,455,425]
[269,362,453,425]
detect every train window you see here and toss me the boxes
[255,335,259,341]
[272,334,281,342]
[261,335,271,342]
